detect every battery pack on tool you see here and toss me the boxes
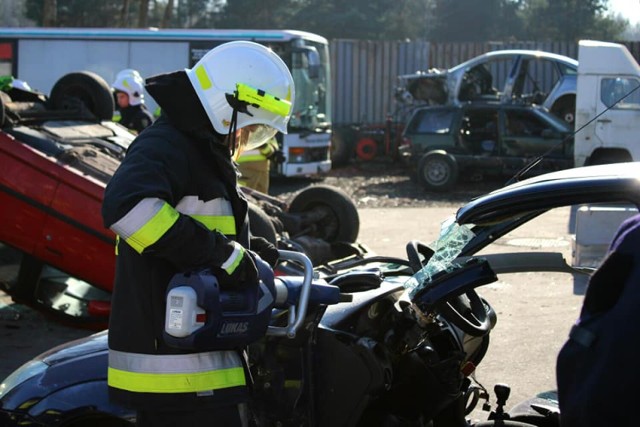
[163,258,276,351]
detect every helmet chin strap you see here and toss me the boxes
[225,92,253,157]
[228,107,239,157]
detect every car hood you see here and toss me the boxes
[38,330,108,366]
[454,163,640,255]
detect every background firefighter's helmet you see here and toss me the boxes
[186,41,295,151]
[112,69,146,106]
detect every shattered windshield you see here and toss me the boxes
[404,217,475,297]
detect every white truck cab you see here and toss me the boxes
[574,40,640,167]
[572,41,640,270]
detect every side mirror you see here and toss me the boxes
[293,46,321,79]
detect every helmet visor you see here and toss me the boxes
[237,124,278,153]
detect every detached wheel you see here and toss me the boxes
[331,126,356,167]
[50,71,114,120]
[417,152,458,191]
[248,202,277,246]
[288,185,359,243]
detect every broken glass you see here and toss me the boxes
[404,216,475,297]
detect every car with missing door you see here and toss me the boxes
[396,49,578,125]
[399,102,574,191]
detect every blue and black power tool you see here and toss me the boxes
[163,257,277,351]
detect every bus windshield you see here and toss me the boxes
[288,40,332,132]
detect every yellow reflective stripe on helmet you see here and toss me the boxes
[195,64,212,90]
[236,83,291,117]
[110,198,179,254]
[108,366,246,393]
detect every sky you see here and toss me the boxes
[608,0,640,26]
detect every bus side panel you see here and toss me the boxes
[18,40,130,94]
[129,41,189,114]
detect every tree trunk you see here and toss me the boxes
[119,0,130,27]
[161,0,174,28]
[138,0,149,28]
[42,0,57,27]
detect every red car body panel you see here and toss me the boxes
[0,130,116,292]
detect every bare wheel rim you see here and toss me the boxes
[424,158,450,185]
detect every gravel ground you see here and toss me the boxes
[270,158,506,208]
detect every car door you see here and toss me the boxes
[593,76,640,159]
[501,107,569,174]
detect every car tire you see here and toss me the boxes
[49,71,115,121]
[248,202,278,246]
[588,149,632,166]
[417,152,458,192]
[331,125,356,167]
[288,185,359,243]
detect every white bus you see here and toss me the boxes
[0,27,332,177]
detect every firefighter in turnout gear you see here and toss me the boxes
[237,136,283,193]
[111,69,154,134]
[102,41,294,426]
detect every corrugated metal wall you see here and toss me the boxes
[330,40,582,126]
[330,40,429,125]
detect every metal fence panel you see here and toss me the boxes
[330,39,429,125]
[330,40,586,126]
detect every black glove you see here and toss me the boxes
[250,236,279,268]
[214,239,259,289]
[268,149,286,164]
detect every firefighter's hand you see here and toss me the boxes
[250,236,279,268]
[215,241,259,289]
[268,149,286,164]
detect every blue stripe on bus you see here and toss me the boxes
[0,29,288,41]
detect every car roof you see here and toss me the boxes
[457,162,640,225]
[449,49,578,73]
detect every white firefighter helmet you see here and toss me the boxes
[186,40,295,151]
[112,69,145,106]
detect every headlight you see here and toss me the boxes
[0,361,48,399]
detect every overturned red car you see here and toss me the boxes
[0,72,361,326]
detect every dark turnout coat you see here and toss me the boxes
[102,71,250,411]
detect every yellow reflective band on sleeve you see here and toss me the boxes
[237,153,266,163]
[236,83,291,117]
[108,366,246,393]
[221,242,245,275]
[195,65,212,90]
[260,140,277,157]
[123,202,179,254]
[191,215,236,235]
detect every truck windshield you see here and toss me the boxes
[289,41,331,132]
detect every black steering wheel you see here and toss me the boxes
[406,241,495,337]
[438,291,495,337]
